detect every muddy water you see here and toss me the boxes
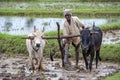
[0,54,120,80]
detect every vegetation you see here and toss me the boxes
[104,71,120,80]
[100,22,120,31]
[0,34,27,55]
[100,44,120,62]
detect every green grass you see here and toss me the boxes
[100,44,120,62]
[100,22,120,31]
[0,9,119,18]
[0,34,27,55]
[104,71,120,80]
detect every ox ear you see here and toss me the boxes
[27,36,35,40]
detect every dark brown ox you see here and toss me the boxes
[80,23,102,71]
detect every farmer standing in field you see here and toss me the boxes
[62,9,84,68]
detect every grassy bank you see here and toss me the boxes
[100,22,120,31]
[0,34,27,55]
[0,9,119,18]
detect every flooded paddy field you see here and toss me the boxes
[0,53,120,80]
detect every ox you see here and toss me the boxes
[26,26,46,72]
[80,23,102,71]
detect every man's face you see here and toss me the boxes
[65,14,71,21]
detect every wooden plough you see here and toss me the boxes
[42,22,81,67]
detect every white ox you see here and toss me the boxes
[26,27,46,72]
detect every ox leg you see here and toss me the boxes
[82,51,88,70]
[38,57,45,71]
[72,42,80,66]
[30,58,35,73]
[40,59,45,71]
[38,58,42,71]
[89,50,94,72]
[96,49,100,69]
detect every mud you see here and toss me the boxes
[102,30,120,44]
[0,53,120,80]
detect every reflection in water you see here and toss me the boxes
[0,16,120,35]
[26,18,34,28]
[4,22,12,32]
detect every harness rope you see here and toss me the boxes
[30,40,39,52]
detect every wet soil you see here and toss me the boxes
[102,30,120,44]
[0,53,120,80]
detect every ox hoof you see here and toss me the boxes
[64,63,75,71]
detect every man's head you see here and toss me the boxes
[64,9,72,21]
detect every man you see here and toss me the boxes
[62,9,84,67]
